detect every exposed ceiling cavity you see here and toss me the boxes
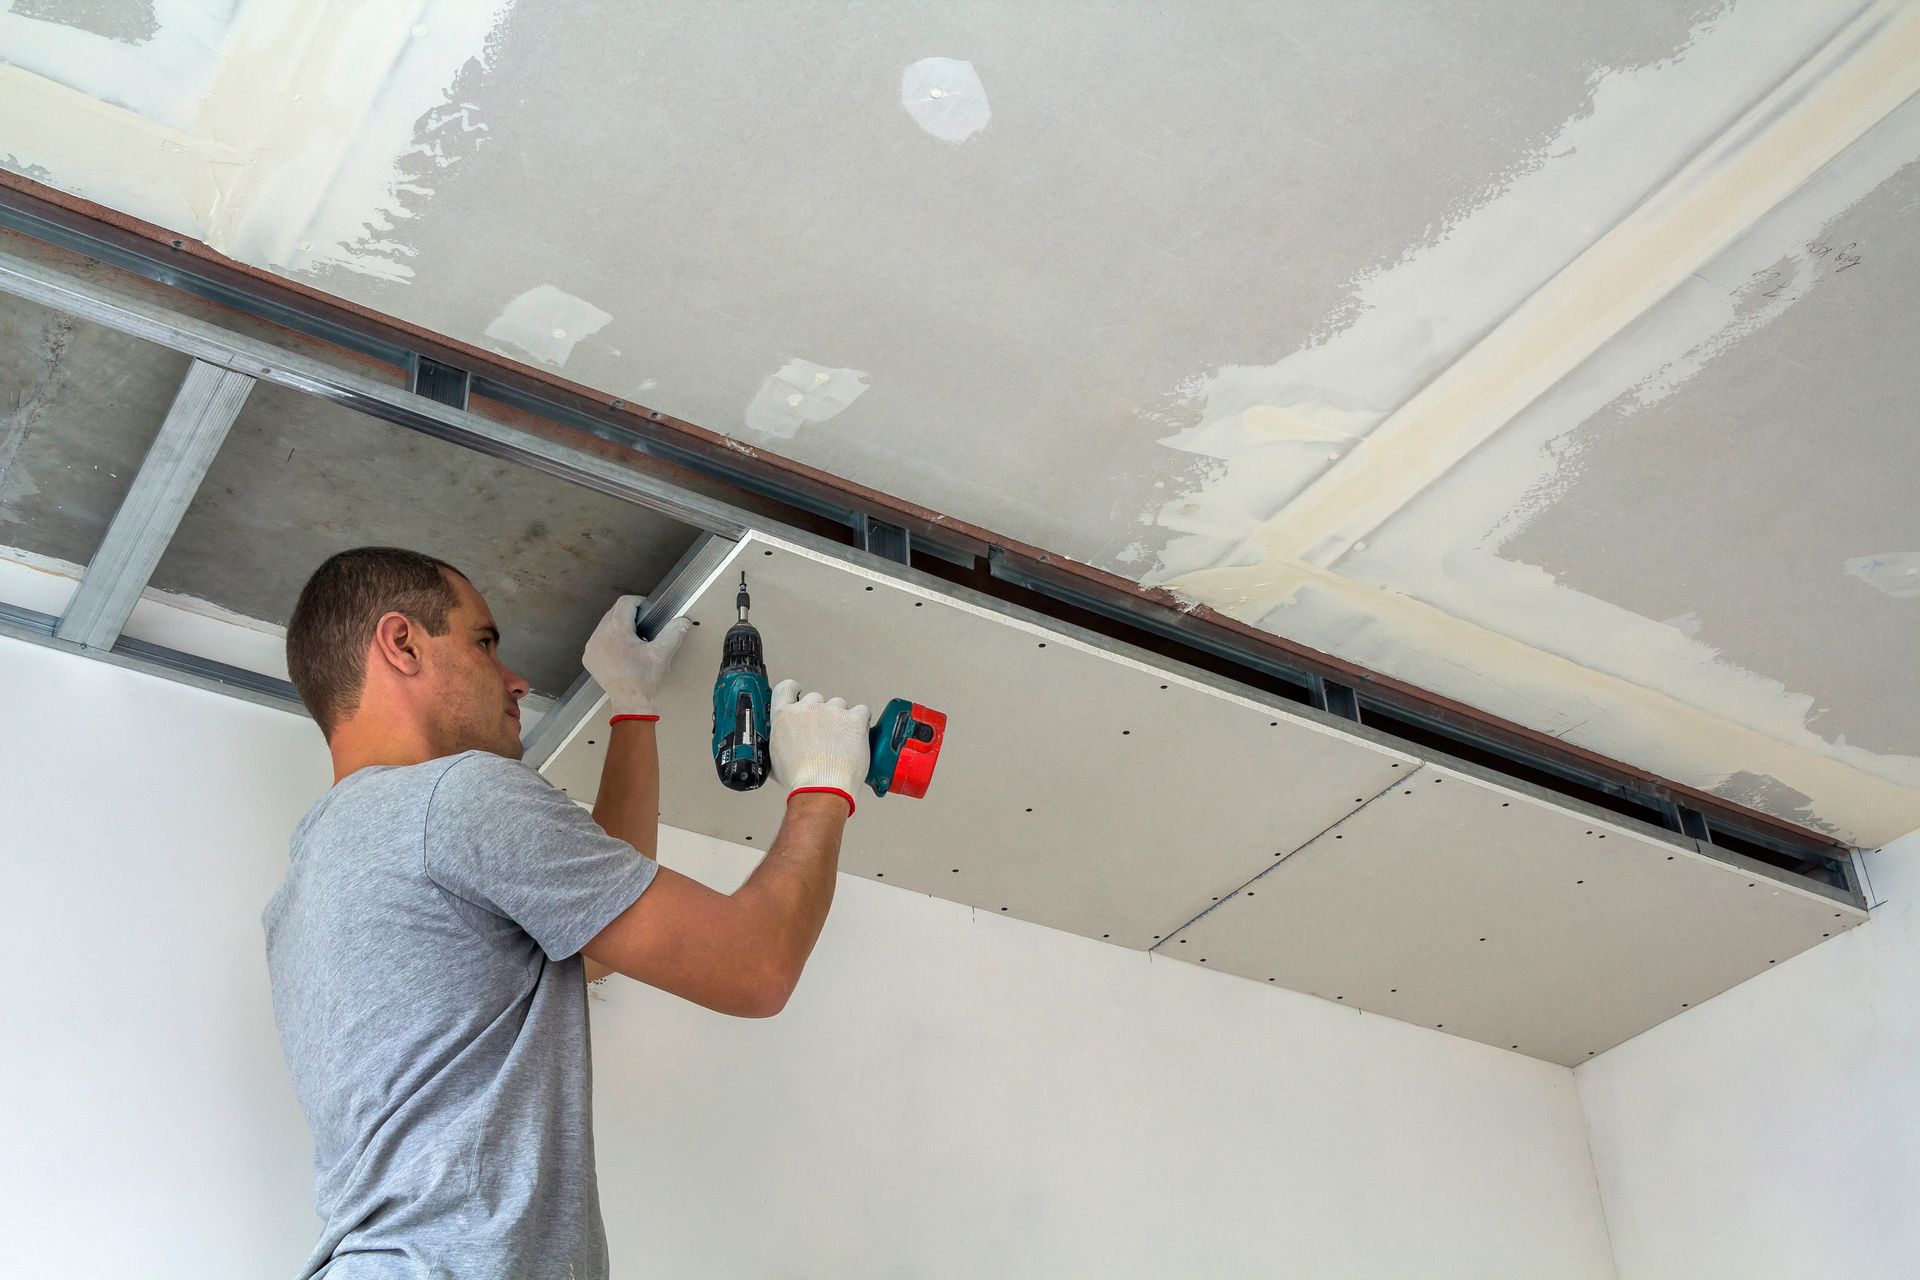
[2,0,1916,842]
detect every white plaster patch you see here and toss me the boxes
[482,285,613,366]
[1844,552,1920,599]
[743,360,869,439]
[900,57,990,143]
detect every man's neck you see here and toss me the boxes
[327,719,445,784]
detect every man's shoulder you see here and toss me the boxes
[424,750,557,825]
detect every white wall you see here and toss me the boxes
[0,628,1618,1278]
[1578,835,1917,1280]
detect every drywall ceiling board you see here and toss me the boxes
[544,532,1420,950]
[8,0,1915,841]
[1160,762,1869,1067]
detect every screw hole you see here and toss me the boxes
[762,549,772,555]
[587,739,596,746]
[864,586,874,591]
[951,868,959,873]
[1037,642,1046,648]
[875,873,884,878]
[1122,730,1131,735]
[1000,907,1009,912]
[1576,879,1584,885]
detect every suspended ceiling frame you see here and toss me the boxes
[0,202,1863,908]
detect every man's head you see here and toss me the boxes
[287,547,530,762]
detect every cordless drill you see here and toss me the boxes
[707,570,947,799]
[711,572,772,791]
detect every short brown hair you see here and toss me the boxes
[287,547,468,737]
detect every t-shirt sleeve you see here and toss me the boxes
[422,751,659,961]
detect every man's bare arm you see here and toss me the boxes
[580,792,848,1016]
[574,599,690,983]
[582,717,662,982]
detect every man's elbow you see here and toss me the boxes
[733,964,797,1019]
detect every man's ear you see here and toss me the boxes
[370,611,424,675]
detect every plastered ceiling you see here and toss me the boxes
[3,0,1917,843]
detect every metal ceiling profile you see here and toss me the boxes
[0,191,1863,906]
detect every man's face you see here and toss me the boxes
[422,572,531,760]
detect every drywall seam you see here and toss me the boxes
[0,0,514,281]
[1191,0,1920,575]
[1146,769,1418,952]
[1144,0,1868,584]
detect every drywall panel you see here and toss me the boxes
[543,533,1418,950]
[1,614,1618,1279]
[1162,762,1867,1065]
[1578,833,1917,1280]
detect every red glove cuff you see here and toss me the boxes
[789,786,855,817]
[608,714,660,724]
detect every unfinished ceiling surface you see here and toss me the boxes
[542,534,1865,1064]
[3,1,1918,842]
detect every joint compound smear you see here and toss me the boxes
[0,0,516,282]
[900,57,990,143]
[744,360,869,439]
[1136,3,1920,845]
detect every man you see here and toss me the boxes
[263,546,869,1277]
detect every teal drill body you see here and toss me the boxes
[711,572,771,791]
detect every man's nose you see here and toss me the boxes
[504,668,530,700]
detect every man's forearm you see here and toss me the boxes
[738,792,848,997]
[591,719,661,858]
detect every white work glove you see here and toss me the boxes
[581,595,693,719]
[771,678,870,815]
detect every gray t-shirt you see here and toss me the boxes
[263,750,657,1278]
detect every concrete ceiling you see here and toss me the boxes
[2,0,1916,842]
